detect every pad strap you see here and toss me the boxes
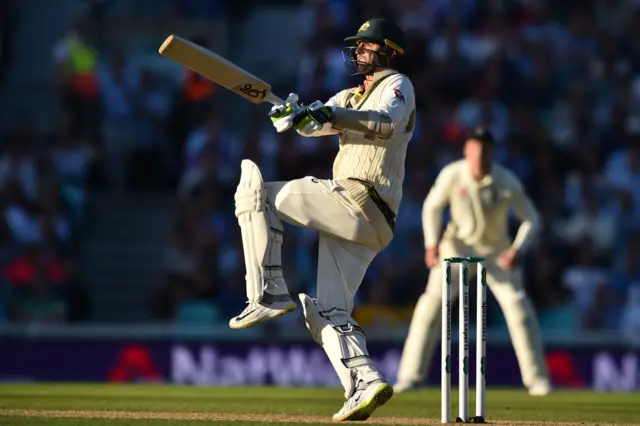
[299,294,383,398]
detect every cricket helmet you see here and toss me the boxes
[342,18,406,75]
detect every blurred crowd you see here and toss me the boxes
[0,0,94,323]
[159,0,640,336]
[3,0,640,337]
[0,110,93,324]
[1,0,228,325]
[0,2,98,324]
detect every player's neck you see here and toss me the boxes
[363,68,389,90]
[470,166,491,181]
[363,74,375,90]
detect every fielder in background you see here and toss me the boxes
[230,18,416,421]
[394,128,552,397]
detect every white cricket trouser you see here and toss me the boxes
[396,238,549,388]
[265,176,382,317]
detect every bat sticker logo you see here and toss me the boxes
[237,83,266,99]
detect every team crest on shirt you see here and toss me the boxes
[393,88,405,103]
[458,186,468,197]
[480,186,498,208]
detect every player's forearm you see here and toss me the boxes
[422,200,444,249]
[331,107,393,139]
[511,222,534,252]
[296,123,340,137]
[511,204,540,252]
[421,173,453,248]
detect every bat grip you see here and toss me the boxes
[265,93,285,106]
[268,108,282,118]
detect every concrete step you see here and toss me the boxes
[93,221,173,232]
[81,261,162,275]
[90,296,152,321]
[87,227,171,242]
[81,252,165,268]
[103,279,158,291]
[88,193,175,209]
[88,210,173,222]
[80,267,161,284]
[86,286,160,307]
[79,196,173,321]
[81,241,164,254]
[81,249,165,271]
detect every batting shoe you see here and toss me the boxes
[229,296,296,329]
[332,381,394,422]
[528,378,553,396]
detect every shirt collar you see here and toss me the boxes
[372,69,398,81]
[463,162,494,186]
[354,69,399,96]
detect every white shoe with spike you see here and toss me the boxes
[229,294,296,329]
[332,381,394,422]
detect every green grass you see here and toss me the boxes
[0,383,638,425]
[0,420,293,426]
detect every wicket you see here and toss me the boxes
[441,257,487,424]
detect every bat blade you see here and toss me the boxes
[159,35,283,105]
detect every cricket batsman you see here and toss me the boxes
[229,18,416,421]
[394,128,552,396]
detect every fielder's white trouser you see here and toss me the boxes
[234,160,389,398]
[396,238,549,388]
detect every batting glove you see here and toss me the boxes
[292,101,334,136]
[269,93,304,133]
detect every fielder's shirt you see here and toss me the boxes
[422,160,540,252]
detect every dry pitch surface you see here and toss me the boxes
[0,384,638,425]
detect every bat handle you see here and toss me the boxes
[265,93,285,106]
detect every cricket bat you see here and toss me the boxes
[159,34,284,105]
